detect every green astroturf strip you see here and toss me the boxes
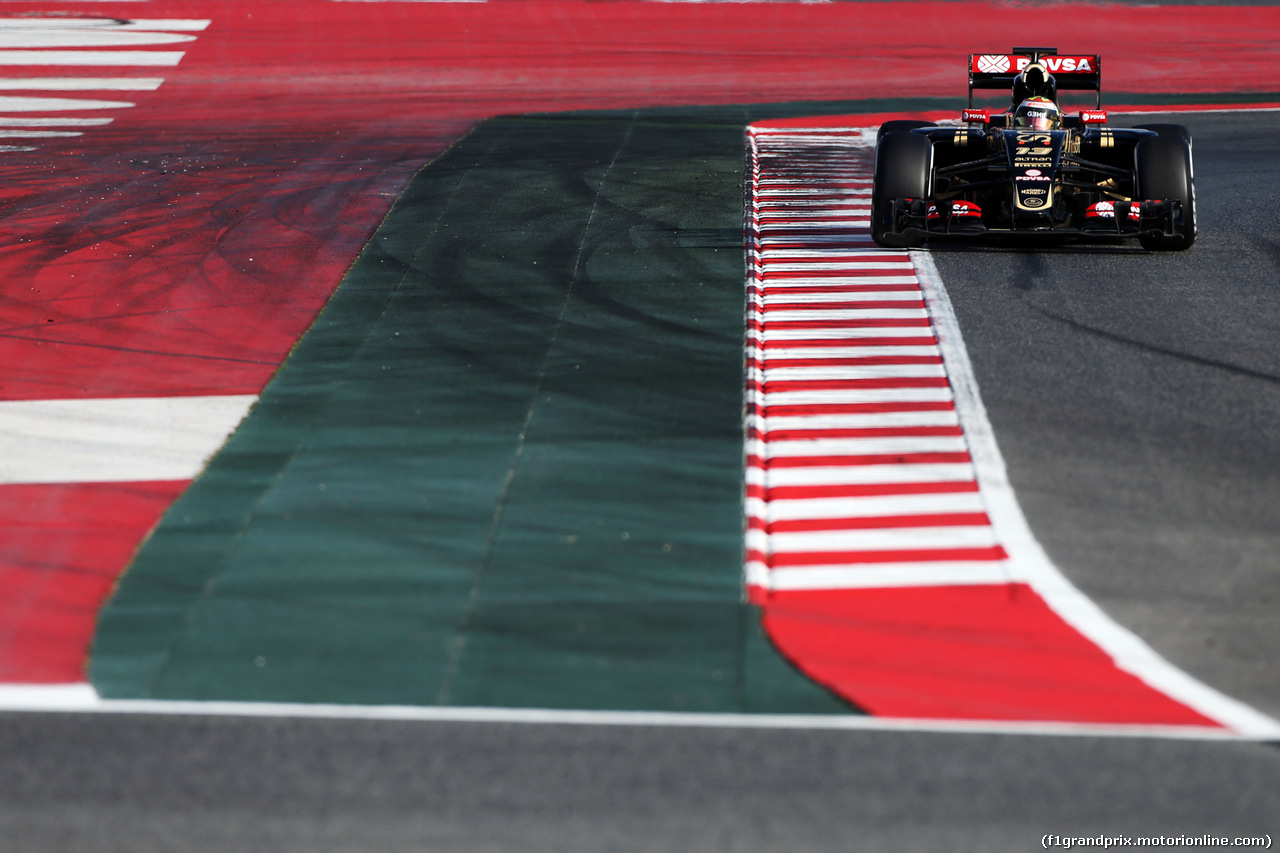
[89,103,863,712]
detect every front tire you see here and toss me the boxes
[1135,133,1196,251]
[876,119,934,143]
[1135,123,1192,146]
[871,131,933,249]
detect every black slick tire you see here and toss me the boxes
[1135,133,1196,251]
[876,119,934,143]
[871,131,932,249]
[1135,123,1193,146]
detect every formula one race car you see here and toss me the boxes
[871,47,1195,250]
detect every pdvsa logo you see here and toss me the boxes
[976,55,1096,74]
[1016,56,1094,73]
[977,55,1010,74]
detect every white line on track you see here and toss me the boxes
[756,411,960,430]
[0,30,195,48]
[764,436,969,456]
[0,20,209,32]
[750,345,941,358]
[763,561,1017,591]
[0,95,134,111]
[0,77,163,90]
[0,51,185,66]
[0,116,112,126]
[749,464,977,487]
[757,493,987,520]
[0,684,1270,742]
[0,129,80,137]
[760,526,1001,552]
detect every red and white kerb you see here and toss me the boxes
[744,121,1279,736]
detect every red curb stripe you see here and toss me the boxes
[769,546,1009,567]
[756,426,964,441]
[753,336,940,349]
[753,356,944,368]
[760,255,907,264]
[768,513,993,533]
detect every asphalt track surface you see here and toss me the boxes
[933,111,1280,724]
[4,112,1279,853]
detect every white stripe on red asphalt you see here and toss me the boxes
[745,125,1280,737]
[0,396,257,485]
[0,17,206,150]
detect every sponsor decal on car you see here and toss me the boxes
[1035,56,1094,73]
[971,55,1096,74]
[1088,201,1116,218]
[1080,110,1108,124]
[952,200,982,217]
[1016,169,1054,211]
[976,54,1011,74]
[926,200,983,221]
[962,108,992,123]
[1086,201,1141,221]
[1017,169,1052,182]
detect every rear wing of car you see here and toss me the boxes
[969,47,1102,108]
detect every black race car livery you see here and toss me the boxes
[871,47,1196,251]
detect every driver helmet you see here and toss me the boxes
[1013,96,1062,131]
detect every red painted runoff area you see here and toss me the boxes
[2,0,1279,715]
[759,585,1218,726]
[0,482,186,682]
[1,1,1278,403]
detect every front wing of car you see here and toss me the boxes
[884,197,1187,243]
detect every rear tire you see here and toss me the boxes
[871,131,932,249]
[1135,133,1196,251]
